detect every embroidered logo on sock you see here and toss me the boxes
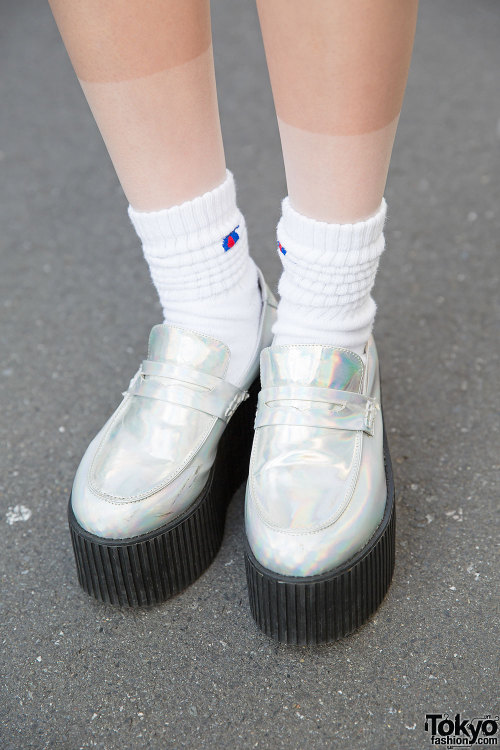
[277,241,286,255]
[222,225,240,251]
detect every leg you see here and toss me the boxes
[256,0,419,351]
[244,2,418,643]
[56,1,278,605]
[49,0,264,386]
[48,0,225,210]
[257,0,418,224]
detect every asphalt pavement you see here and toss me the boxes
[1,0,499,748]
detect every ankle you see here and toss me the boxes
[128,170,263,386]
[163,260,262,387]
[273,199,387,355]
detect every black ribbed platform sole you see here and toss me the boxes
[68,377,260,607]
[244,427,396,645]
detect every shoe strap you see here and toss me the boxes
[255,385,379,436]
[126,359,248,421]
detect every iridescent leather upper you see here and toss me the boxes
[71,270,276,539]
[245,336,387,577]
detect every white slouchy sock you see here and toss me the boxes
[273,199,388,356]
[128,170,261,386]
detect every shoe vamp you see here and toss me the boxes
[252,424,358,531]
[90,396,216,499]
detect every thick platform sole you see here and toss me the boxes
[68,377,260,607]
[244,426,396,645]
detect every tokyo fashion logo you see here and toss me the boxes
[424,713,498,746]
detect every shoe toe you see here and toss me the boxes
[70,416,218,540]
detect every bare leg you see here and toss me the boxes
[48,0,225,210]
[257,0,419,223]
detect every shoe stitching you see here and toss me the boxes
[86,282,275,504]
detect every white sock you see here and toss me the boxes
[273,198,388,356]
[128,170,261,386]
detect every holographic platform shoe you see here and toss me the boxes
[69,270,277,607]
[244,337,395,644]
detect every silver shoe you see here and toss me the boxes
[244,336,395,644]
[69,268,277,606]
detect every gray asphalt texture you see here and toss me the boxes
[1,1,499,748]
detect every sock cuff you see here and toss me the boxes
[278,198,387,259]
[128,169,238,245]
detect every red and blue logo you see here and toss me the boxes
[222,225,240,251]
[277,241,286,255]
